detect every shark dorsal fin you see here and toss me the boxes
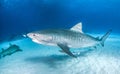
[70,22,83,33]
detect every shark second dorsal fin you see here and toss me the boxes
[70,22,83,33]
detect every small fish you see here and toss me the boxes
[0,44,22,58]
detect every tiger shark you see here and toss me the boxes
[27,22,111,58]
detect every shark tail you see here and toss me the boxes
[100,29,112,47]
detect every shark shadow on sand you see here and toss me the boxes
[25,48,93,68]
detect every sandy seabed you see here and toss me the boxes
[0,34,120,74]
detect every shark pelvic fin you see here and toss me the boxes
[70,22,83,33]
[57,43,77,58]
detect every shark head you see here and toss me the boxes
[27,31,53,45]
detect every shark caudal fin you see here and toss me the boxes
[100,30,112,47]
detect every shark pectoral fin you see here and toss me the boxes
[57,43,77,58]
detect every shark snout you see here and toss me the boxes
[27,33,35,38]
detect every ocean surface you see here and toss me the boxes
[0,0,120,74]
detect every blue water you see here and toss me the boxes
[0,0,120,74]
[0,0,120,39]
